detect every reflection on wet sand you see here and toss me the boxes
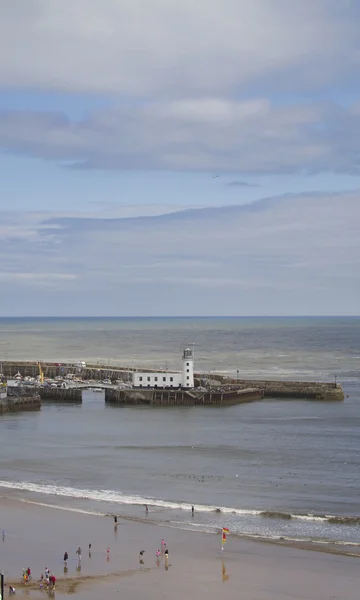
[222,563,229,582]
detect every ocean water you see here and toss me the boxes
[0,317,360,547]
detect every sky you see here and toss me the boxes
[0,0,360,316]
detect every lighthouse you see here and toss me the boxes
[182,348,194,388]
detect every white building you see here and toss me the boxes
[133,348,194,389]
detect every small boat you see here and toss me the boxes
[92,387,103,393]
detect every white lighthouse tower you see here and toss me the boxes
[182,348,194,388]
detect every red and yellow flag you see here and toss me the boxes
[222,527,230,545]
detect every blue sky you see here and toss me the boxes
[0,1,359,315]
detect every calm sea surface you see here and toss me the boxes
[0,317,359,546]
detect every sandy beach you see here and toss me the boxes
[0,497,359,599]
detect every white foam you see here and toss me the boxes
[0,479,261,516]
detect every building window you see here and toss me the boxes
[187,376,189,380]
[155,377,158,382]
[147,376,150,382]
[147,384,150,387]
[170,377,173,382]
[186,369,189,373]
[186,363,189,367]
[163,376,166,382]
[140,384,143,388]
[139,376,143,382]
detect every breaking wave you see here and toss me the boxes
[1,479,360,529]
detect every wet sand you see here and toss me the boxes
[1,497,359,599]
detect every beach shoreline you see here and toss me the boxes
[1,496,360,599]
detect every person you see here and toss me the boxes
[145,504,148,514]
[1,529,5,540]
[49,575,56,589]
[155,549,161,558]
[76,546,82,561]
[113,515,118,524]
[44,567,50,578]
[9,585,16,595]
[64,551,68,563]
[106,547,110,561]
[26,567,31,579]
[161,538,166,550]
[39,573,44,582]
[191,505,194,517]
[164,548,169,557]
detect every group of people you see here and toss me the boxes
[21,567,31,584]
[154,538,169,568]
[39,568,56,589]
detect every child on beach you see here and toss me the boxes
[161,538,166,550]
[9,585,16,595]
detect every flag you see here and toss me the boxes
[222,527,229,545]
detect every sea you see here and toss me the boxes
[0,316,360,549]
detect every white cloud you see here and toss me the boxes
[1,1,360,95]
[0,191,359,315]
[0,99,359,173]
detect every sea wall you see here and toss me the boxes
[236,380,344,401]
[0,361,130,382]
[0,362,344,401]
[0,395,41,413]
[105,387,263,406]
[7,386,83,403]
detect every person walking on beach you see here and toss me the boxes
[63,551,68,564]
[191,505,194,517]
[2,528,5,540]
[145,504,148,514]
[106,547,110,561]
[113,515,118,525]
[88,543,92,557]
[76,546,82,561]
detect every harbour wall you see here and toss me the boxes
[105,387,263,406]
[9,386,83,403]
[0,395,41,413]
[0,361,130,382]
[0,362,345,401]
[235,380,343,401]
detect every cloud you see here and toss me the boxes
[1,99,360,173]
[1,1,360,96]
[0,190,359,315]
[227,181,260,187]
